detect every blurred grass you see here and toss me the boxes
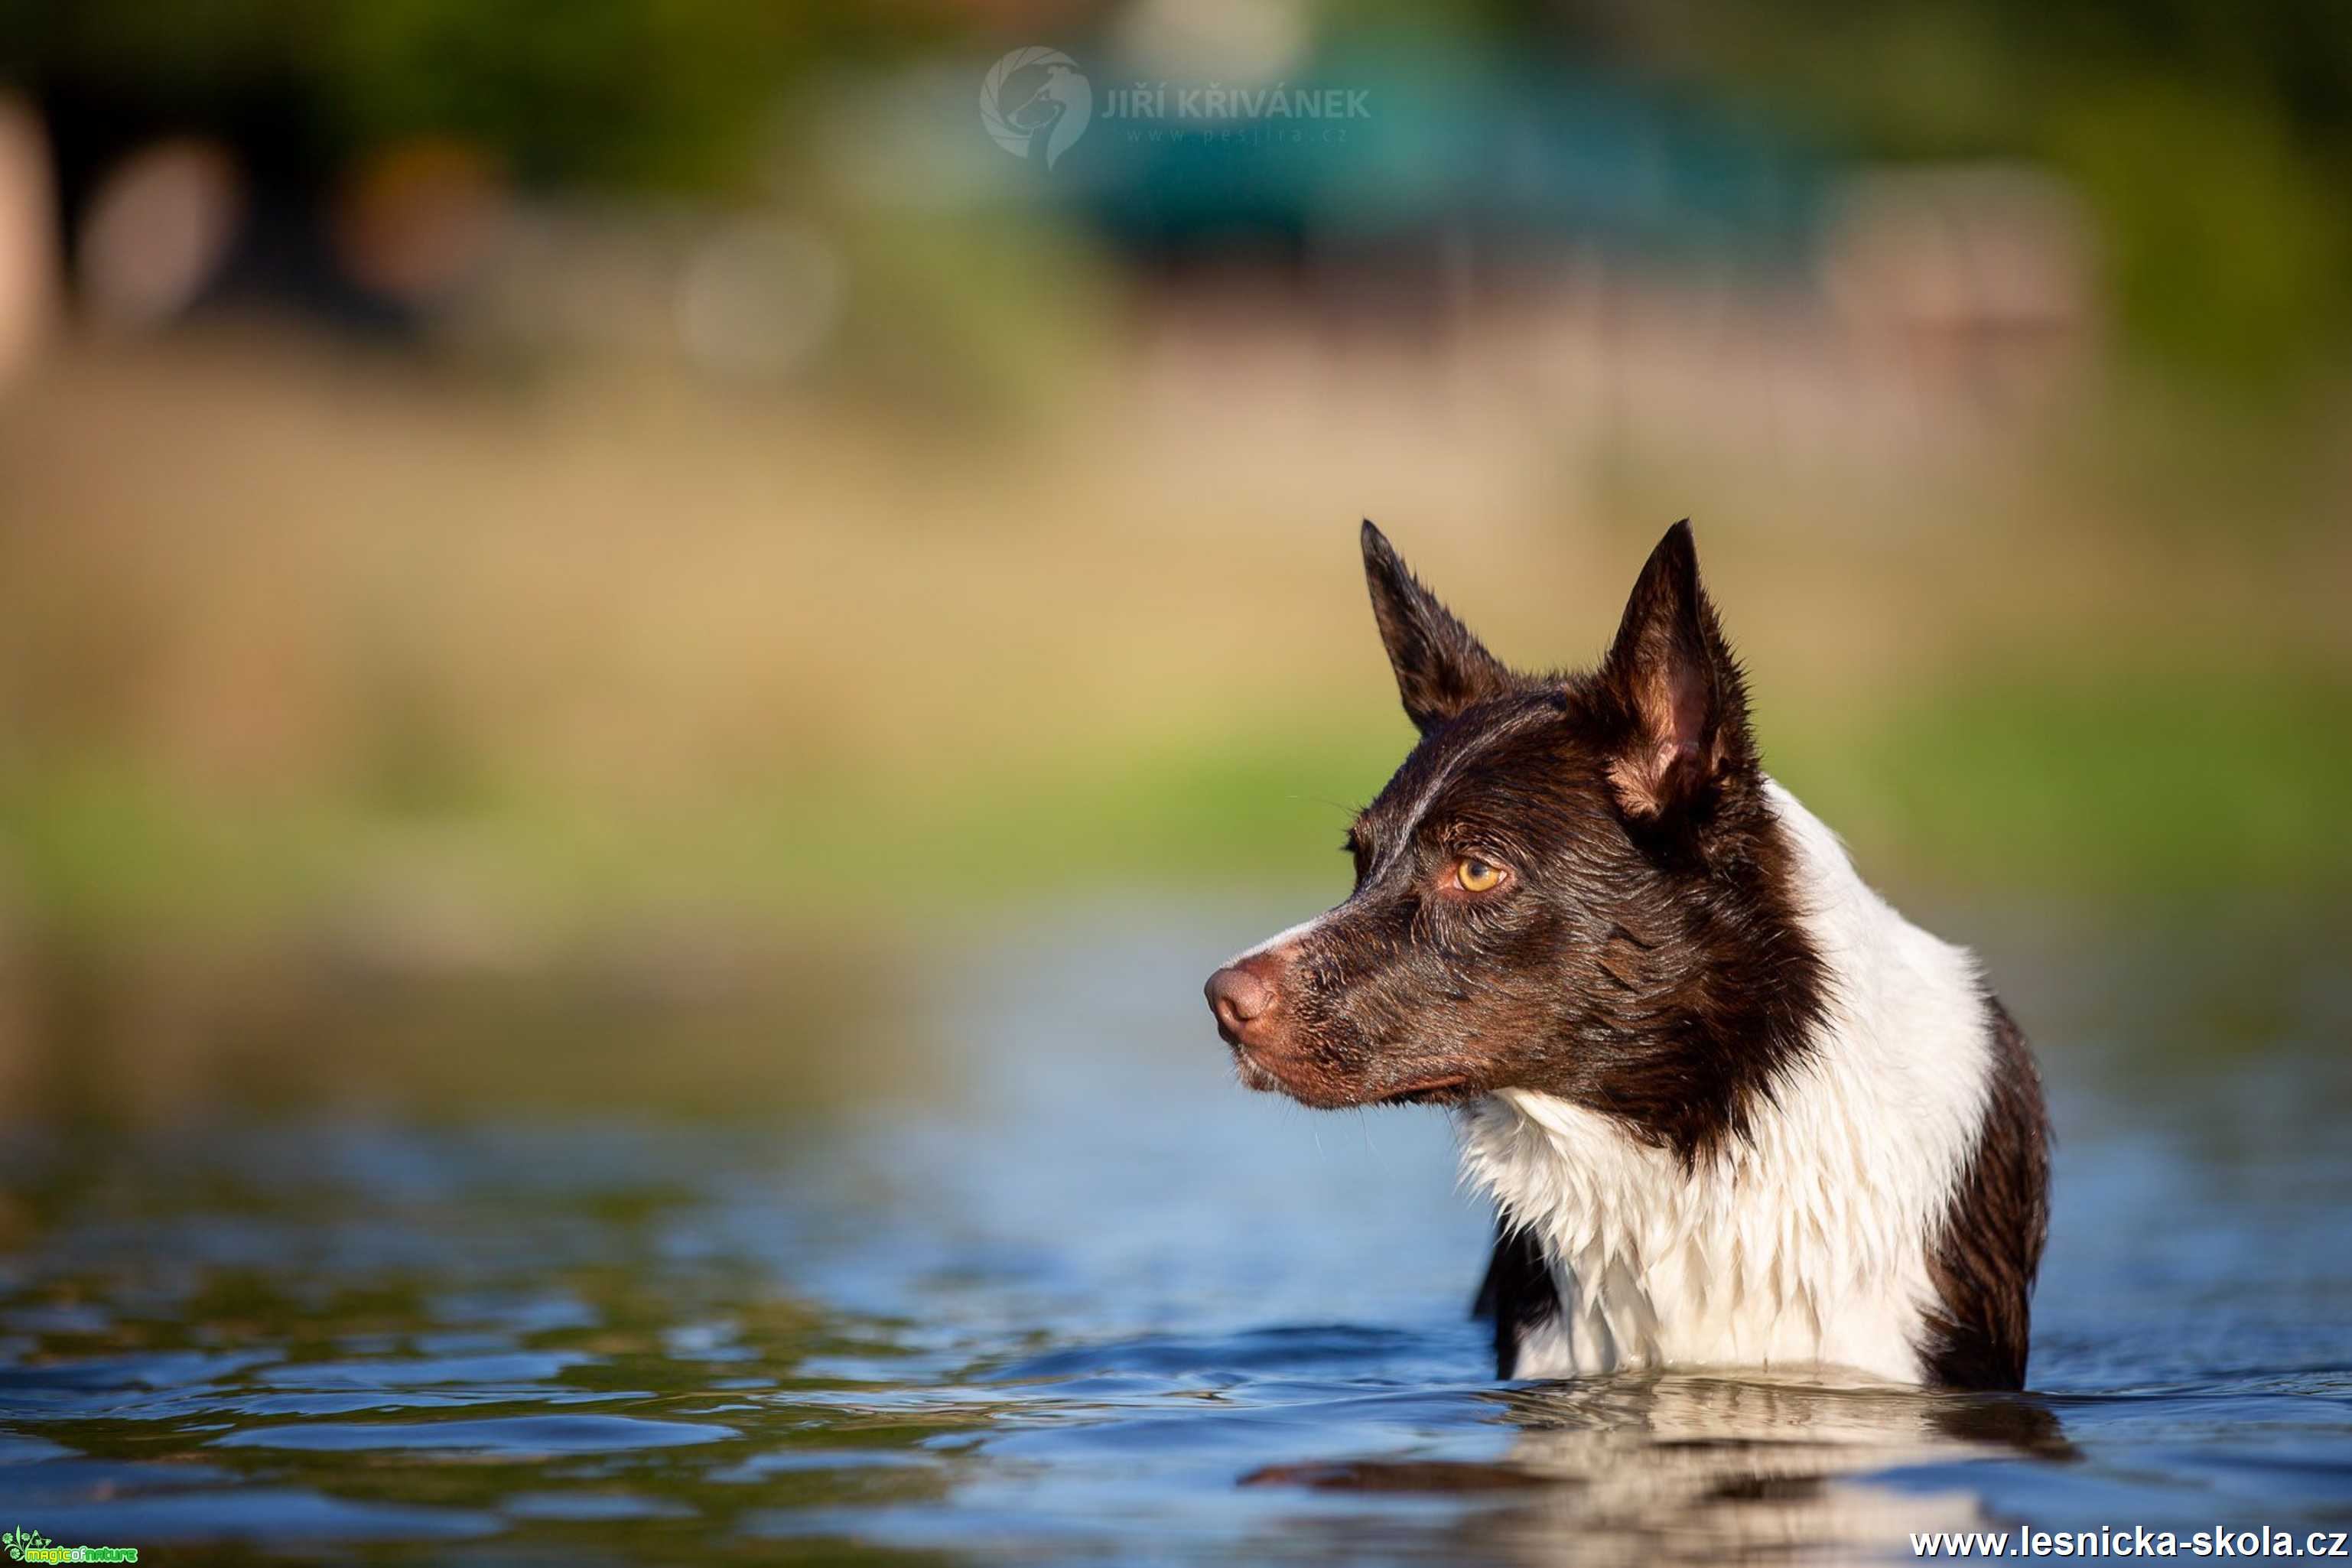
[9,667,2344,940]
[0,327,2346,1119]
[1768,669,2352,899]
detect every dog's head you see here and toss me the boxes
[1204,521,1825,1156]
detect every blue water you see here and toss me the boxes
[1,906,2347,1563]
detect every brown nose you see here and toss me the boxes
[1205,957,1280,1047]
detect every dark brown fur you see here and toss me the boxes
[1920,997,2051,1389]
[1472,1223,1561,1379]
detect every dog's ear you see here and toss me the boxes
[1361,521,1512,734]
[1599,521,1752,821]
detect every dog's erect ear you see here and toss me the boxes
[1361,521,1513,734]
[1599,521,1752,820]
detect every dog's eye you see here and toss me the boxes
[1454,857,1507,893]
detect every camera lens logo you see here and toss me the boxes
[980,47,1091,170]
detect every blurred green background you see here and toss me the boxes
[0,0,2344,1127]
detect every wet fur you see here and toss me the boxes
[1460,780,2041,1386]
[1214,521,2049,1388]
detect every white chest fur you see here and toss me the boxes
[1453,781,1995,1384]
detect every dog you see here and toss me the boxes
[1204,522,2048,1389]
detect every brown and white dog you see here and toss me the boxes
[1205,522,2048,1388]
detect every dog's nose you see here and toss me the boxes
[1205,958,1279,1045]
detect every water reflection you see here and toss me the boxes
[1256,1373,2072,1565]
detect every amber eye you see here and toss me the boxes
[1455,857,1506,893]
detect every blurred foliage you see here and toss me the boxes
[0,0,942,188]
[6,0,2349,376]
[2051,83,2347,383]
[324,0,805,187]
[1615,0,2352,383]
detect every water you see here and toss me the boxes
[2,906,2348,1563]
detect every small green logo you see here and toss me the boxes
[2,1527,138,1563]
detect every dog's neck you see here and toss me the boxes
[1454,779,1996,1384]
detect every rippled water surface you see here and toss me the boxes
[2,909,2348,1563]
